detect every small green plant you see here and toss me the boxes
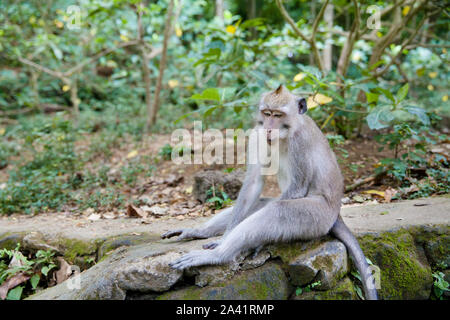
[158,143,190,161]
[431,271,449,300]
[159,144,173,161]
[205,186,232,210]
[295,280,321,296]
[326,134,348,161]
[0,243,57,300]
[375,123,449,197]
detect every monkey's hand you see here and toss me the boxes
[169,249,223,270]
[161,228,207,241]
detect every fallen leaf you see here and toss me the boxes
[362,190,385,197]
[352,195,365,203]
[102,212,116,219]
[83,207,95,216]
[127,150,138,159]
[87,213,101,221]
[143,205,168,216]
[384,188,397,203]
[55,257,72,284]
[126,204,148,218]
[185,186,193,194]
[0,273,30,300]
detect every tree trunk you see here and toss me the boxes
[147,0,177,128]
[215,0,224,19]
[323,4,334,73]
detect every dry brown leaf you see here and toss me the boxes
[0,272,30,300]
[55,257,72,284]
[126,204,148,218]
[384,188,397,203]
[87,213,101,221]
[102,212,116,219]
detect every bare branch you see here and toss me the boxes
[64,40,140,77]
[337,0,360,80]
[311,0,329,39]
[275,0,310,43]
[374,15,427,78]
[18,57,63,79]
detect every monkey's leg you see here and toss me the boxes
[202,198,274,249]
[162,198,274,243]
[170,196,337,269]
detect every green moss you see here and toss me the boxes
[59,238,97,263]
[0,232,25,250]
[157,263,289,300]
[269,237,330,263]
[358,229,433,299]
[311,254,334,272]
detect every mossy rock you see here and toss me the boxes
[358,229,433,299]
[157,263,290,300]
[293,277,357,300]
[98,233,160,260]
[0,232,26,250]
[410,225,450,268]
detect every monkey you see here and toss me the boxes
[162,85,378,300]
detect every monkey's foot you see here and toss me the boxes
[251,245,265,258]
[169,250,221,270]
[202,240,222,250]
[161,228,207,241]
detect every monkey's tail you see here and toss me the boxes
[331,215,379,300]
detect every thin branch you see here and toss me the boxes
[374,11,429,78]
[18,57,64,79]
[275,0,326,70]
[275,0,309,43]
[336,0,360,86]
[147,0,178,128]
[311,0,329,39]
[64,40,139,77]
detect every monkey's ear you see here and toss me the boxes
[298,98,307,114]
[274,84,283,94]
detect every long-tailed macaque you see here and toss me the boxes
[162,85,378,300]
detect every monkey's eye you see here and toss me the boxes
[263,111,271,117]
[273,113,283,118]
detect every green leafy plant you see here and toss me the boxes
[431,271,449,300]
[295,280,321,296]
[0,243,57,300]
[205,186,232,210]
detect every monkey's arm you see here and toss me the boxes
[224,163,264,233]
[162,164,263,242]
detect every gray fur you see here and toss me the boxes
[162,86,378,300]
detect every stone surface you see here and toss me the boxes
[358,229,433,300]
[8,196,448,301]
[287,240,348,290]
[157,263,290,300]
[193,169,245,203]
[293,277,357,300]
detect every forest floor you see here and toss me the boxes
[1,132,449,228]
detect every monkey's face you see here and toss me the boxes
[258,85,308,144]
[259,109,289,144]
